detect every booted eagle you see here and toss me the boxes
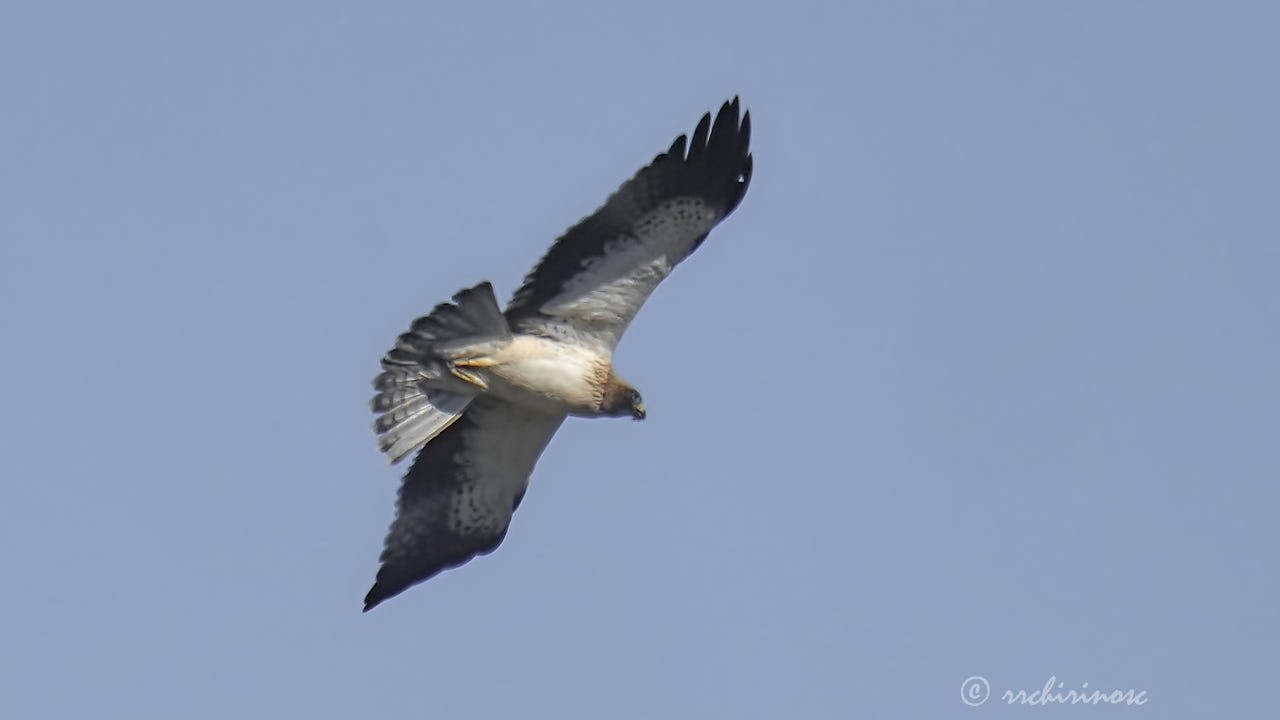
[364,98,752,610]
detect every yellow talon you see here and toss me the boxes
[449,366,489,389]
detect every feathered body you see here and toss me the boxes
[363,98,753,610]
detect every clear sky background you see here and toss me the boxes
[2,2,1276,717]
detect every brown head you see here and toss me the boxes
[601,373,646,420]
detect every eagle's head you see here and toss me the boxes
[602,376,646,420]
[626,388,646,421]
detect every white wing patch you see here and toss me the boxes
[541,196,719,347]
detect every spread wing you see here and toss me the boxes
[505,97,753,350]
[364,398,565,611]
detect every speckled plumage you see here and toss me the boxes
[363,98,753,611]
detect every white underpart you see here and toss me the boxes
[542,197,719,349]
[483,335,609,414]
[448,402,564,535]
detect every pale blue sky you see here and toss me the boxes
[2,2,1277,717]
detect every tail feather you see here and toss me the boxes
[372,390,434,434]
[370,281,511,463]
[402,283,510,345]
[375,389,471,463]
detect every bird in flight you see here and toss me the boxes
[364,98,753,611]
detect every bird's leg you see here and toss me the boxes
[448,366,488,390]
[449,357,496,390]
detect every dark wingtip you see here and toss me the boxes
[687,111,712,161]
[706,96,751,213]
[363,584,386,612]
[667,133,687,158]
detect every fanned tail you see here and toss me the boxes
[371,282,511,463]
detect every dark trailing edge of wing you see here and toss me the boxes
[363,411,509,612]
[505,97,753,321]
